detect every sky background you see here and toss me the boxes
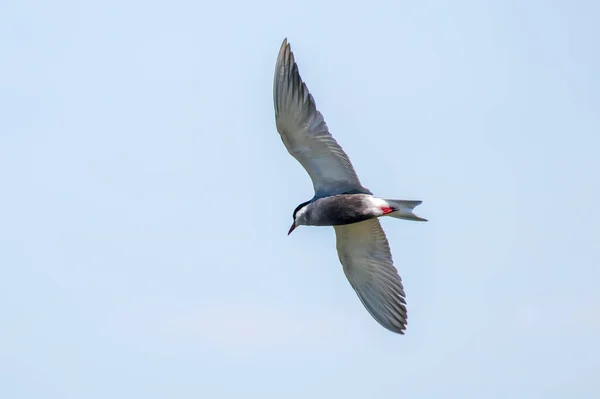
[1,0,599,398]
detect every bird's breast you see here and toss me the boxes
[308,194,377,226]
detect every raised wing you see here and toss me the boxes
[273,38,371,198]
[334,218,408,334]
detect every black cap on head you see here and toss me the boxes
[292,200,311,220]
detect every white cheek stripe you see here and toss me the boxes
[296,205,309,219]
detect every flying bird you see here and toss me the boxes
[273,38,427,334]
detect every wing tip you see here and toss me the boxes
[277,37,292,65]
[274,37,295,86]
[383,315,408,335]
[273,37,305,119]
[390,324,407,335]
[374,315,408,335]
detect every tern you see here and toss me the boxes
[273,39,427,334]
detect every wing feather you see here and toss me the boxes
[273,39,371,198]
[334,218,408,334]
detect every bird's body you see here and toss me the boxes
[294,194,424,227]
[295,194,383,226]
[273,38,427,334]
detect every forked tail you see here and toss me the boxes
[384,199,428,222]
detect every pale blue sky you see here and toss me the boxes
[1,0,599,398]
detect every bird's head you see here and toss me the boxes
[288,200,310,235]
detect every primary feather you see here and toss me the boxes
[334,218,408,334]
[273,39,371,199]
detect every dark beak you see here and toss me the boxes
[288,222,297,235]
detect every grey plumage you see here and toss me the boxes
[273,38,372,199]
[334,219,408,334]
[273,38,426,334]
[296,194,380,226]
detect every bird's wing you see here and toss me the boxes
[273,38,371,198]
[334,218,408,334]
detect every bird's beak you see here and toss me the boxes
[288,222,297,235]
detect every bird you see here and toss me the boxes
[273,38,427,335]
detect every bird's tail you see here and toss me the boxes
[383,199,428,222]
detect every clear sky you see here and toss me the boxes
[1,0,599,398]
